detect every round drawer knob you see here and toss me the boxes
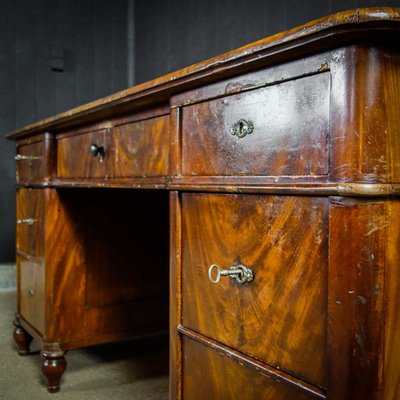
[90,144,105,158]
[208,263,254,284]
[29,288,34,297]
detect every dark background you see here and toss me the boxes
[0,0,399,263]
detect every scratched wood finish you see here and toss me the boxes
[16,133,54,184]
[328,198,400,399]
[181,193,328,387]
[16,188,44,258]
[182,336,322,400]
[111,115,169,177]
[330,45,400,183]
[18,255,45,335]
[182,73,329,177]
[7,8,400,141]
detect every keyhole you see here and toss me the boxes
[238,121,244,134]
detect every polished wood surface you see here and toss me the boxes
[7,7,400,398]
[181,335,322,400]
[182,73,329,177]
[6,7,400,140]
[181,193,328,387]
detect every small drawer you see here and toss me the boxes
[182,336,323,400]
[111,115,169,177]
[57,128,108,179]
[18,254,45,334]
[16,134,53,183]
[181,72,329,177]
[57,115,170,179]
[16,188,44,257]
[181,193,328,387]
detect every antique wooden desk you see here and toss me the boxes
[7,8,400,399]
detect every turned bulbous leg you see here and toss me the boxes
[13,317,33,356]
[41,346,67,393]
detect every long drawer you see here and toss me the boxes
[182,336,324,399]
[181,72,329,177]
[181,193,328,387]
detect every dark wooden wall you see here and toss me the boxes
[0,0,129,262]
[135,0,399,84]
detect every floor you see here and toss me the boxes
[0,290,169,400]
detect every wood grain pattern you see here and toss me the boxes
[384,200,400,399]
[57,129,108,178]
[182,72,329,177]
[111,115,169,177]
[16,133,55,184]
[43,189,169,347]
[181,193,328,387]
[181,335,323,400]
[18,255,45,334]
[330,45,400,183]
[328,197,387,399]
[16,188,44,257]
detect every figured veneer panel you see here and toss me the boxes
[111,115,169,177]
[181,193,328,387]
[181,72,329,177]
[44,188,169,346]
[16,188,44,258]
[57,129,108,178]
[182,336,323,400]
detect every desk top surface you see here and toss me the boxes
[6,6,400,141]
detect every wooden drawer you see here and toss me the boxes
[16,188,44,257]
[181,193,328,387]
[182,336,324,400]
[57,128,108,178]
[18,255,45,334]
[57,115,169,179]
[16,134,53,183]
[111,115,169,177]
[181,72,329,177]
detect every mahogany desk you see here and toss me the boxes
[7,7,400,399]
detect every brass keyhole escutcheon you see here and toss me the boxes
[230,119,254,138]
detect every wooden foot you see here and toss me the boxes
[13,316,33,356]
[41,344,67,393]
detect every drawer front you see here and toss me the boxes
[181,193,328,387]
[16,188,44,257]
[111,115,169,177]
[182,72,329,177]
[182,336,323,400]
[16,140,47,183]
[57,129,107,178]
[18,255,45,334]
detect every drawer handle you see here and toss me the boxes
[90,144,105,158]
[208,264,254,284]
[230,119,254,138]
[29,288,34,297]
[15,154,41,161]
[17,219,37,225]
